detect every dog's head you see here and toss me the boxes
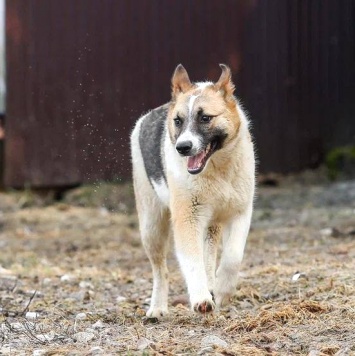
[167,64,241,175]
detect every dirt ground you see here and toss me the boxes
[0,171,354,355]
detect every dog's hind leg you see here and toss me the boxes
[131,118,170,318]
[204,224,222,293]
[214,204,253,308]
[138,201,170,318]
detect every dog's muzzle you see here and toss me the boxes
[176,140,193,156]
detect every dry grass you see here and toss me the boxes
[0,178,354,355]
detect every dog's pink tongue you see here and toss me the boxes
[187,151,206,171]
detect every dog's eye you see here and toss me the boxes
[174,117,183,127]
[200,115,212,123]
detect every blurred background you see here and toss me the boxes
[2,0,355,188]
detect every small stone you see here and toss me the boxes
[90,346,104,355]
[135,308,146,317]
[308,351,320,356]
[320,228,332,236]
[319,227,342,238]
[0,346,13,355]
[42,278,52,285]
[82,290,91,301]
[26,290,43,297]
[56,203,70,211]
[116,296,127,303]
[79,281,94,289]
[92,320,105,329]
[0,266,14,276]
[99,207,109,216]
[67,290,88,301]
[73,331,95,343]
[75,312,87,320]
[25,312,38,320]
[10,322,24,330]
[35,332,55,342]
[33,350,46,356]
[61,274,76,283]
[200,335,228,349]
[291,272,307,282]
[85,328,96,334]
[137,337,153,350]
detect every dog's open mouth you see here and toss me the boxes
[187,141,217,174]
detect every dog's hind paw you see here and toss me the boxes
[146,307,168,318]
[193,299,215,314]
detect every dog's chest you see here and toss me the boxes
[203,178,247,221]
[169,173,249,223]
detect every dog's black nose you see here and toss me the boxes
[176,141,193,155]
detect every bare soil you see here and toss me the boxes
[0,173,354,355]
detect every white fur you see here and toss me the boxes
[165,130,187,184]
[196,81,213,90]
[188,94,199,116]
[130,117,145,186]
[151,179,170,207]
[176,94,202,152]
[177,269,213,310]
[237,103,250,132]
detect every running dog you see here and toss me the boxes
[130,64,255,317]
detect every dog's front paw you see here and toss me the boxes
[146,306,168,318]
[192,297,215,314]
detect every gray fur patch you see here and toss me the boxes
[139,104,168,183]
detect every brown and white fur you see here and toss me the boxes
[130,64,255,317]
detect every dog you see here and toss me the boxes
[130,64,255,317]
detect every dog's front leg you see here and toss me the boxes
[214,204,253,308]
[172,199,215,313]
[204,224,222,292]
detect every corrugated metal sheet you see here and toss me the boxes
[5,0,355,187]
[5,0,248,187]
[241,0,355,172]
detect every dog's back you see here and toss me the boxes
[131,104,170,208]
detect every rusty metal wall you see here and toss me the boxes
[5,0,248,187]
[241,0,355,173]
[5,0,355,187]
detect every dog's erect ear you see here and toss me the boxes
[215,64,235,99]
[171,64,192,98]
